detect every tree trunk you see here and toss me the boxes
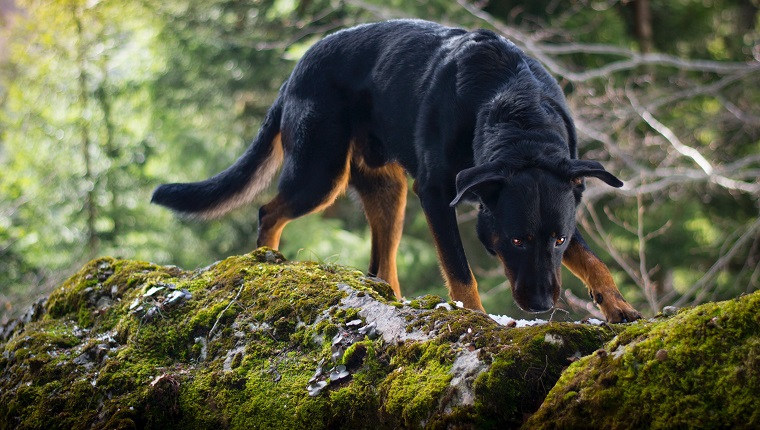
[632,0,654,54]
[73,4,98,257]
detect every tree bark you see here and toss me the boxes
[632,0,654,54]
[73,4,98,257]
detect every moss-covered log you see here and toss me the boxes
[1,248,617,429]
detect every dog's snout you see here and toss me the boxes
[513,271,560,313]
[520,293,555,313]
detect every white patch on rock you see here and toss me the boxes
[444,348,489,413]
[490,315,607,327]
[194,337,208,362]
[337,283,428,343]
[489,314,549,327]
[223,345,246,371]
[612,344,626,360]
[544,333,564,346]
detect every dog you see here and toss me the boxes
[152,19,642,323]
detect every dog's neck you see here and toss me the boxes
[472,108,572,173]
[470,65,576,171]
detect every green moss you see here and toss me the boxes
[526,291,760,429]
[1,247,623,429]
[562,391,578,402]
[356,277,396,302]
[381,342,455,428]
[45,258,110,321]
[331,307,361,324]
[408,295,445,310]
[464,321,618,429]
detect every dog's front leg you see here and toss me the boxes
[562,228,642,323]
[418,185,485,312]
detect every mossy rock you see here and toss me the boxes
[1,248,618,429]
[525,291,760,429]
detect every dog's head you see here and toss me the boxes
[450,160,622,313]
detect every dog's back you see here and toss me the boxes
[278,20,549,176]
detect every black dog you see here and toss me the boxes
[152,20,641,323]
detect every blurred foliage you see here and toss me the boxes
[1,0,758,323]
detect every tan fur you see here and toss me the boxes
[425,221,485,312]
[198,134,284,220]
[257,144,352,250]
[562,238,640,321]
[351,160,407,298]
[256,195,291,249]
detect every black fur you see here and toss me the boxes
[151,95,284,218]
[152,20,625,314]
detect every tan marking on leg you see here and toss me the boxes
[310,146,353,214]
[257,195,291,250]
[447,277,484,312]
[563,239,641,322]
[257,145,352,251]
[353,162,407,298]
[426,226,484,312]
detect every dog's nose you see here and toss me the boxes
[514,278,557,313]
[512,269,560,313]
[521,294,555,313]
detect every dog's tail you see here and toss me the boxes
[151,95,284,219]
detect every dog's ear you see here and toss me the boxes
[569,160,623,188]
[450,162,507,207]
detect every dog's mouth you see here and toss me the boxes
[512,283,558,314]
[501,261,561,313]
[514,294,556,313]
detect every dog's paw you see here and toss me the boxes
[594,291,642,323]
[462,299,486,313]
[451,284,486,313]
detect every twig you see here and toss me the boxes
[455,0,759,82]
[564,289,605,320]
[580,202,642,286]
[672,216,760,307]
[208,282,246,340]
[636,190,659,313]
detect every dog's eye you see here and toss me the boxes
[511,238,523,247]
[555,236,567,247]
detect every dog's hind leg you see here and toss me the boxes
[256,195,294,250]
[562,228,643,323]
[350,162,407,299]
[256,108,352,250]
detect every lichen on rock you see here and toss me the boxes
[1,248,619,429]
[525,291,760,429]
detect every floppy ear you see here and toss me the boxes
[450,162,507,207]
[569,160,623,188]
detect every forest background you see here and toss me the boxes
[1,0,758,323]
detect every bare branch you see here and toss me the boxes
[564,289,605,320]
[456,0,760,82]
[628,89,714,174]
[253,21,347,51]
[538,43,759,73]
[580,203,643,287]
[637,191,659,313]
[574,120,644,172]
[639,71,755,116]
[671,216,760,307]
